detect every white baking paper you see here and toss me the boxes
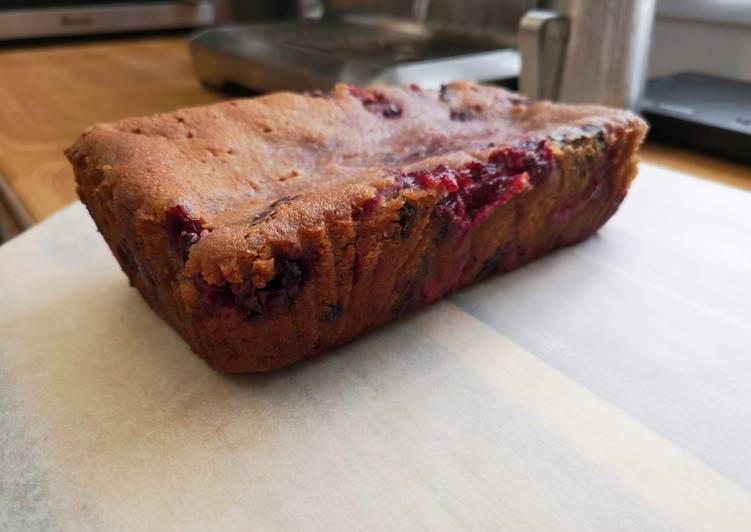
[2,164,751,531]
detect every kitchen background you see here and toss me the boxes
[2,4,751,529]
[0,0,748,243]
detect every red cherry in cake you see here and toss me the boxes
[349,87,402,118]
[389,139,553,233]
[164,204,205,262]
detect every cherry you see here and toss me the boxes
[164,204,204,262]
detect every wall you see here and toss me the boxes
[649,2,751,82]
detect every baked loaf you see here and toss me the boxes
[67,82,647,372]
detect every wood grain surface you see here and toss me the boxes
[640,143,751,192]
[0,36,222,224]
[0,35,748,231]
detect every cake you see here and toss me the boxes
[66,82,647,372]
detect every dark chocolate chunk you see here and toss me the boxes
[398,201,418,238]
[323,303,342,322]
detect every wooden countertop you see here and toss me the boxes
[0,35,222,234]
[640,143,750,193]
[0,35,748,237]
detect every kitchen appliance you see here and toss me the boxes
[642,72,751,164]
[520,0,655,109]
[0,0,229,40]
[190,0,655,109]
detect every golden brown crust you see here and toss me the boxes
[67,82,647,372]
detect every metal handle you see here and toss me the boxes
[518,9,569,101]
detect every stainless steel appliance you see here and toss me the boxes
[191,0,529,93]
[520,0,655,109]
[642,72,751,164]
[0,0,228,40]
[190,0,655,108]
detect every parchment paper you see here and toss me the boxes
[2,163,751,531]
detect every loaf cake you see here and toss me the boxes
[67,82,647,372]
